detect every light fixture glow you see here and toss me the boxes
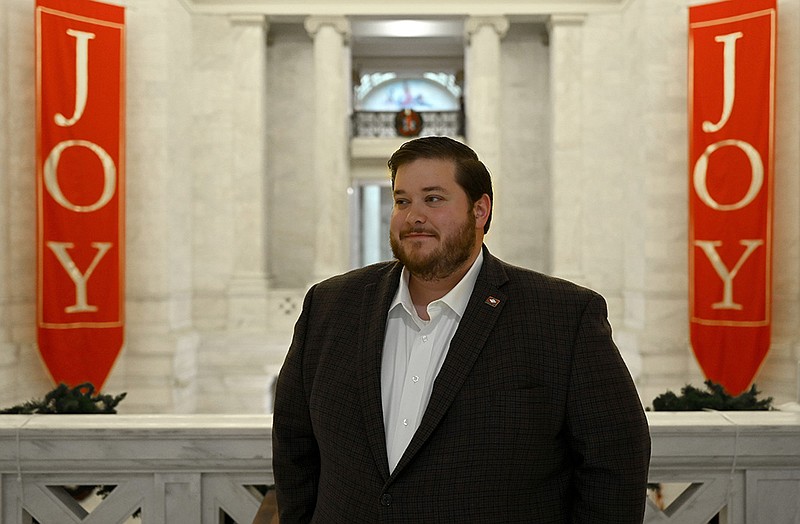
[381,20,442,38]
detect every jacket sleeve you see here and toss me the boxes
[566,293,651,523]
[272,286,320,524]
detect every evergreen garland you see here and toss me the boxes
[651,380,772,411]
[0,382,126,414]
[1,383,131,519]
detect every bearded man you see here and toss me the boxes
[269,136,651,524]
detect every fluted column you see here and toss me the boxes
[548,14,586,282]
[227,15,270,330]
[304,16,351,282]
[464,16,509,257]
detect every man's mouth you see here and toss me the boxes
[401,230,437,240]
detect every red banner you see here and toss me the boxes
[689,0,776,395]
[36,0,125,389]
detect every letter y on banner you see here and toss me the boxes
[689,0,776,395]
[36,0,125,390]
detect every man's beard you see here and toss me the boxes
[390,212,477,282]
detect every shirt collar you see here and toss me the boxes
[389,250,484,320]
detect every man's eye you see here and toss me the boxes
[426,196,443,203]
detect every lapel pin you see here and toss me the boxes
[485,296,500,307]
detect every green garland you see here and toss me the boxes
[1,383,132,517]
[651,380,772,411]
[0,382,126,414]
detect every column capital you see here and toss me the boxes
[304,16,351,42]
[464,16,509,42]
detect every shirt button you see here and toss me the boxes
[403,418,408,426]
[381,493,392,506]
[412,375,419,383]
[422,335,428,342]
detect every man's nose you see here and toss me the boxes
[405,203,427,224]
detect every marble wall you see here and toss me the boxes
[596,0,800,404]
[0,1,61,406]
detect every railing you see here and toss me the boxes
[0,415,272,524]
[2,412,800,523]
[646,410,800,523]
[351,110,463,138]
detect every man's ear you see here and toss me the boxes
[473,194,491,229]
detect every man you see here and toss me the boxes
[270,136,651,523]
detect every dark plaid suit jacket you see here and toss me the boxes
[272,247,651,523]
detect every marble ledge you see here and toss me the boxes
[2,411,799,433]
[647,411,800,469]
[0,414,273,474]
[646,410,800,429]
[3,412,800,471]
[0,414,273,434]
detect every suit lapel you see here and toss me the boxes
[357,262,402,481]
[391,250,509,477]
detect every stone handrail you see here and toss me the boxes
[0,414,272,523]
[646,410,800,523]
[1,411,799,523]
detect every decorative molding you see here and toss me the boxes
[182,0,631,17]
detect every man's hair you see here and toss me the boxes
[387,136,494,233]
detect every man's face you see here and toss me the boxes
[389,158,484,281]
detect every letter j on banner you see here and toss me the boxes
[688,0,776,395]
[36,0,125,390]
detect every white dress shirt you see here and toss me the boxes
[381,251,484,472]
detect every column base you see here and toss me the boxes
[226,274,269,332]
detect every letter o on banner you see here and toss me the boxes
[43,139,117,213]
[692,139,764,211]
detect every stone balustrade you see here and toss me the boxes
[646,410,800,523]
[2,411,800,523]
[0,415,272,523]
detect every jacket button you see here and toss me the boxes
[380,493,392,507]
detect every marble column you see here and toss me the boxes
[226,15,270,330]
[115,3,200,413]
[0,0,33,403]
[304,16,351,282]
[464,16,509,257]
[547,14,586,283]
